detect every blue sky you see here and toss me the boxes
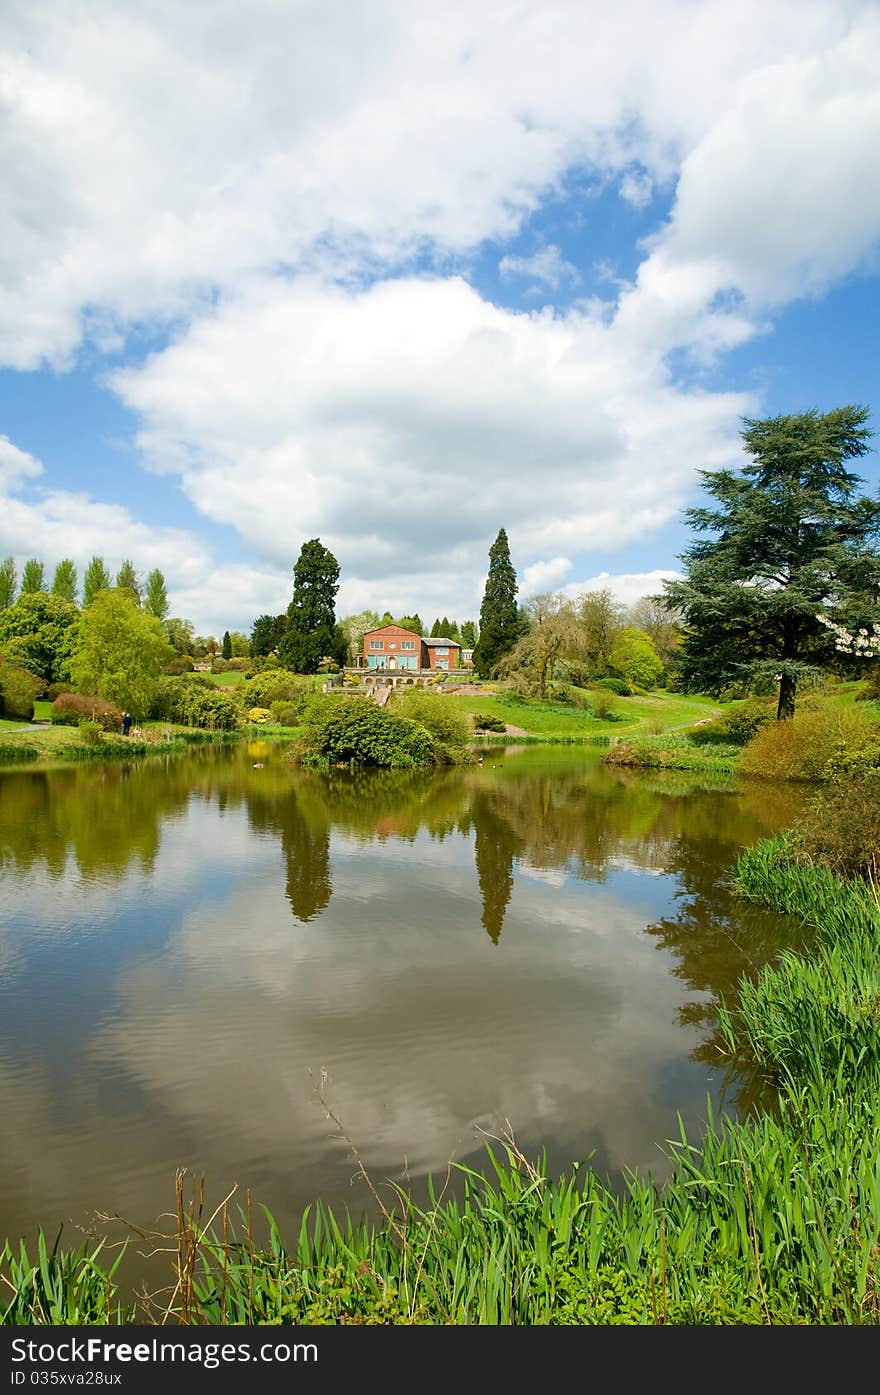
[1,0,878,635]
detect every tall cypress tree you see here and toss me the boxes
[473,528,519,677]
[278,538,342,673]
[222,629,232,660]
[51,558,78,604]
[83,556,111,607]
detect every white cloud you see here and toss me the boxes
[1,1,875,368]
[619,170,654,209]
[0,435,42,491]
[499,246,580,291]
[521,557,572,594]
[110,273,750,622]
[561,569,681,607]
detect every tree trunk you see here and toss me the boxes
[777,671,796,720]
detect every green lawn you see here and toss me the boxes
[204,669,246,686]
[445,688,719,739]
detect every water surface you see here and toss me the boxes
[0,744,809,1249]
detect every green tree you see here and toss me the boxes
[0,591,79,682]
[0,558,16,611]
[69,589,172,717]
[430,617,442,637]
[665,407,880,718]
[396,613,424,635]
[278,539,342,673]
[51,558,78,604]
[115,559,141,603]
[577,589,626,674]
[499,594,587,699]
[338,609,380,664]
[144,568,169,620]
[609,626,664,689]
[628,596,681,666]
[250,613,288,657]
[380,610,395,627]
[83,556,111,607]
[164,616,196,655]
[222,629,232,660]
[473,528,519,677]
[20,559,45,594]
[228,631,251,657]
[460,619,478,648]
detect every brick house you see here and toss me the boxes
[362,625,462,671]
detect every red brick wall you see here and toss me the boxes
[363,625,422,668]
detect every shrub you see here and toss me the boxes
[170,684,238,730]
[739,706,880,781]
[555,659,594,690]
[269,701,301,728]
[78,720,103,745]
[241,668,308,708]
[472,711,506,733]
[389,688,471,762]
[228,657,252,672]
[594,675,632,697]
[298,695,435,768]
[788,773,880,878]
[52,693,122,731]
[163,654,195,675]
[0,666,41,721]
[589,689,617,721]
[45,681,74,701]
[247,707,272,724]
[689,698,774,747]
[854,667,880,703]
[211,657,230,672]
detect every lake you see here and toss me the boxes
[0,743,810,1259]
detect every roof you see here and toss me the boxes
[423,636,460,646]
[363,624,421,639]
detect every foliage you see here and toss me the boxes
[498,595,586,698]
[78,720,103,745]
[337,610,380,664]
[149,678,239,729]
[472,711,507,732]
[0,557,16,610]
[790,773,880,878]
[604,734,740,773]
[68,589,172,718]
[396,613,424,636]
[241,667,312,712]
[115,559,140,602]
[250,612,287,657]
[51,559,78,603]
[473,528,519,677]
[738,705,880,781]
[388,688,471,762]
[51,693,122,731]
[20,558,45,594]
[269,701,301,727]
[665,406,880,718]
[0,590,79,682]
[278,539,342,674]
[588,689,617,721]
[592,675,632,696]
[45,681,73,701]
[628,595,681,664]
[163,654,195,674]
[0,664,41,720]
[144,569,168,620]
[460,619,478,649]
[576,589,626,673]
[0,1232,130,1324]
[247,707,273,724]
[222,629,232,660]
[688,698,774,747]
[609,626,664,688]
[298,695,436,768]
[82,556,111,608]
[164,616,196,655]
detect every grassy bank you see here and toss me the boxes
[445,688,718,740]
[4,837,879,1324]
[0,722,240,768]
[604,733,741,773]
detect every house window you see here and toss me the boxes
[436,659,448,670]
[436,647,448,656]
[369,640,384,650]
[388,642,397,648]
[401,640,415,650]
